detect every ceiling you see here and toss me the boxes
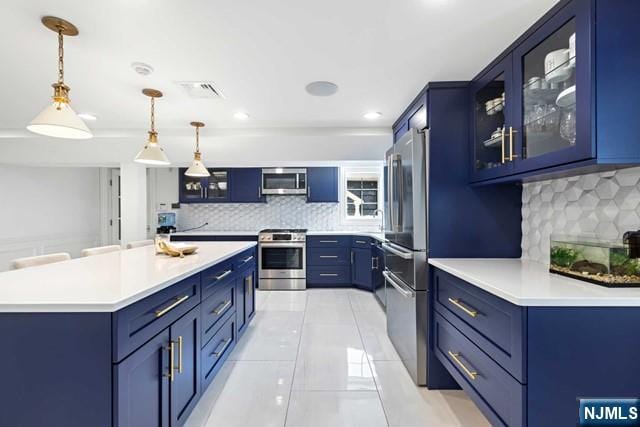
[0,0,559,135]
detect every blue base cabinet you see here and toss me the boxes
[0,249,257,427]
[470,0,640,184]
[432,267,640,426]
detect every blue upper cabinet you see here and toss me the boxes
[307,167,339,203]
[179,168,230,203]
[470,0,640,184]
[393,90,428,143]
[229,168,265,203]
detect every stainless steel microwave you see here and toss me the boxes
[261,168,307,195]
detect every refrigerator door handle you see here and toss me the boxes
[382,243,413,260]
[396,155,403,231]
[386,153,394,232]
[383,270,414,299]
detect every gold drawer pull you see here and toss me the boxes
[212,300,232,315]
[448,298,478,318]
[155,295,190,318]
[448,351,478,380]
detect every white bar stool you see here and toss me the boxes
[81,245,121,257]
[10,253,71,270]
[126,240,155,249]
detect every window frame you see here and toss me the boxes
[340,166,384,225]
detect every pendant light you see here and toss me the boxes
[185,122,210,177]
[27,17,92,139]
[134,89,170,165]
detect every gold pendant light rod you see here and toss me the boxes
[134,88,169,165]
[185,121,209,177]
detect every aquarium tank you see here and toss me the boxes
[549,235,640,287]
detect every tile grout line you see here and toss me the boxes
[282,292,308,427]
[348,290,391,427]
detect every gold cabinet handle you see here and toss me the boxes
[500,127,506,164]
[177,336,183,374]
[165,341,176,382]
[448,351,478,380]
[155,295,190,318]
[447,298,478,318]
[509,127,518,161]
[212,300,232,315]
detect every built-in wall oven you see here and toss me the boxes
[258,229,307,290]
[261,168,307,195]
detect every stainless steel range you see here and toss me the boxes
[258,229,307,290]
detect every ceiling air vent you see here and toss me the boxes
[175,81,225,99]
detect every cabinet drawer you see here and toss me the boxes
[307,235,351,248]
[201,280,236,346]
[234,248,256,271]
[307,247,350,266]
[351,236,372,248]
[434,312,525,427]
[201,260,235,301]
[433,268,526,382]
[112,275,200,362]
[201,314,236,388]
[307,266,351,285]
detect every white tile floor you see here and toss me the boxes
[185,288,490,427]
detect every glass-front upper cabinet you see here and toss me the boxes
[470,55,515,181]
[180,173,204,202]
[204,169,230,201]
[512,1,593,173]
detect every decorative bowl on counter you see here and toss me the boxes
[549,236,640,287]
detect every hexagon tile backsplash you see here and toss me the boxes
[522,166,640,264]
[177,196,380,233]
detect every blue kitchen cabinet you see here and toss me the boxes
[114,328,170,427]
[470,0,640,184]
[351,247,373,290]
[230,168,265,203]
[170,307,201,427]
[306,167,339,203]
[179,168,231,203]
[393,89,428,143]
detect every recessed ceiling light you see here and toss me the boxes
[305,81,339,97]
[364,111,382,120]
[131,62,154,76]
[234,112,250,120]
[77,113,98,121]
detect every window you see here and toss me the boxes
[342,167,383,221]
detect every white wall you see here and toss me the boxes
[120,163,148,245]
[0,165,103,271]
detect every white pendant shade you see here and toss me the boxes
[134,141,170,165]
[27,101,92,139]
[185,158,210,177]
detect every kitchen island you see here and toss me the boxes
[429,258,640,427]
[0,241,257,427]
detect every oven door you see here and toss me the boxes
[261,168,307,195]
[259,242,306,279]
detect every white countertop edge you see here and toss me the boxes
[170,230,386,241]
[428,258,640,307]
[0,242,257,313]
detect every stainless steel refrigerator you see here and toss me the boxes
[383,128,429,385]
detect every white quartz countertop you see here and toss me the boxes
[171,230,386,241]
[0,242,256,313]
[429,258,640,307]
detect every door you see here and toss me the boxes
[386,129,426,251]
[170,307,200,427]
[351,247,372,289]
[110,169,122,245]
[307,167,339,202]
[203,169,230,202]
[470,55,516,182]
[236,277,247,334]
[230,168,264,203]
[384,269,427,385]
[512,0,592,173]
[114,329,170,427]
